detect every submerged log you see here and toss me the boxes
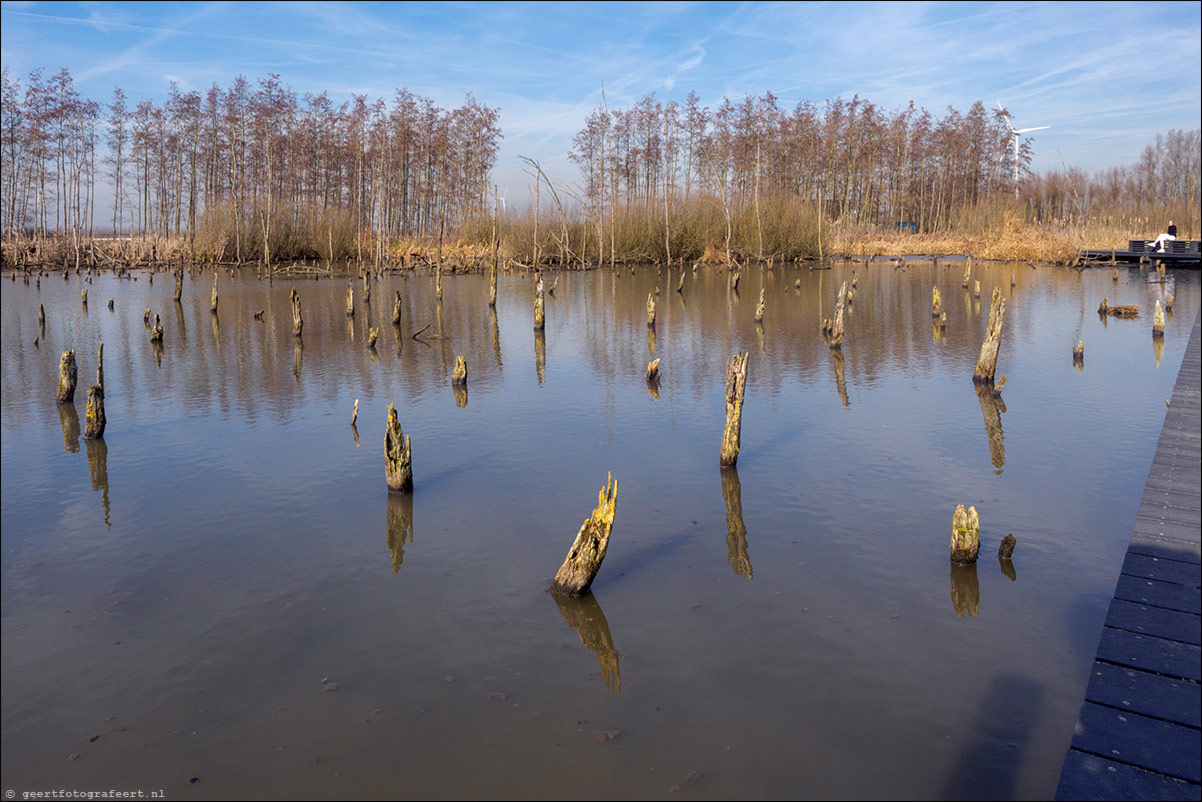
[998,534,1016,561]
[950,504,980,564]
[291,288,303,336]
[720,352,750,467]
[754,288,765,323]
[1153,299,1165,337]
[56,349,77,403]
[931,286,942,317]
[550,473,619,597]
[83,383,105,439]
[973,288,1006,384]
[452,354,468,386]
[210,274,218,312]
[646,293,656,327]
[384,403,413,492]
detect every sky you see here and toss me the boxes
[2,0,1200,207]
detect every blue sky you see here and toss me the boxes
[3,0,1199,202]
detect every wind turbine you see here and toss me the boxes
[997,101,1049,198]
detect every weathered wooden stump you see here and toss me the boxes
[535,329,546,385]
[210,274,218,312]
[452,355,468,386]
[83,383,105,439]
[435,265,442,300]
[363,273,372,305]
[729,270,740,292]
[931,286,942,318]
[1152,299,1165,337]
[81,287,87,306]
[962,260,971,288]
[1098,296,1108,314]
[550,473,619,597]
[973,279,981,299]
[973,288,1006,384]
[367,326,379,348]
[646,358,660,382]
[1072,340,1084,361]
[291,288,303,336]
[150,314,164,343]
[677,271,685,293]
[489,263,497,307]
[56,349,77,403]
[938,311,947,329]
[720,352,750,467]
[534,275,546,330]
[351,399,359,426]
[794,278,801,289]
[754,288,765,324]
[646,292,656,327]
[384,403,413,492]
[950,504,980,564]
[174,270,183,301]
[721,467,752,579]
[95,342,104,392]
[998,534,1016,561]
[828,281,847,348]
[346,284,354,317]
[38,304,45,327]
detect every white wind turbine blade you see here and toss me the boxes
[1015,126,1049,134]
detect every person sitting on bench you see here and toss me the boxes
[1150,220,1177,252]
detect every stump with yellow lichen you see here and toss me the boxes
[950,504,980,564]
[384,403,413,492]
[720,352,750,467]
[550,473,619,597]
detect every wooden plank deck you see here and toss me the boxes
[1055,309,1202,800]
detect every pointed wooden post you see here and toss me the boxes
[291,288,303,336]
[973,288,1006,385]
[384,403,413,492]
[452,355,467,386]
[829,280,847,348]
[646,358,660,382]
[676,270,685,293]
[56,349,77,403]
[1153,299,1165,337]
[950,504,980,564]
[646,292,656,327]
[550,473,618,597]
[720,352,750,467]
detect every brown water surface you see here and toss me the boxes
[1,260,1196,799]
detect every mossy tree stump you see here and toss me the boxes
[931,286,942,318]
[550,473,618,597]
[950,504,980,564]
[720,352,750,467]
[84,383,105,439]
[973,288,1006,384]
[56,349,77,403]
[384,403,413,492]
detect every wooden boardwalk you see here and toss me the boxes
[1056,309,1202,800]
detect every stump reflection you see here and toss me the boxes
[85,438,110,528]
[58,402,80,453]
[534,330,546,385]
[975,384,1006,471]
[721,467,752,579]
[950,563,980,618]
[385,491,414,574]
[553,592,622,693]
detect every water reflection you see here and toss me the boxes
[721,467,752,579]
[999,555,1017,582]
[552,592,622,693]
[58,402,80,453]
[453,383,468,408]
[489,307,502,367]
[292,338,303,382]
[975,385,1006,472]
[385,491,414,574]
[950,563,980,618]
[351,422,361,447]
[647,375,661,400]
[173,300,186,345]
[534,330,546,385]
[210,311,220,348]
[755,322,765,353]
[1153,334,1165,367]
[831,349,849,408]
[85,438,111,528]
[647,326,656,355]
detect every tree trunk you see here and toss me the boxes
[719,352,750,467]
[550,473,618,597]
[291,288,303,336]
[533,275,545,330]
[384,402,413,492]
[210,274,218,312]
[973,288,1006,384]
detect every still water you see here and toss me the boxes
[1,260,1195,800]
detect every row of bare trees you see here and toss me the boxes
[2,67,501,261]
